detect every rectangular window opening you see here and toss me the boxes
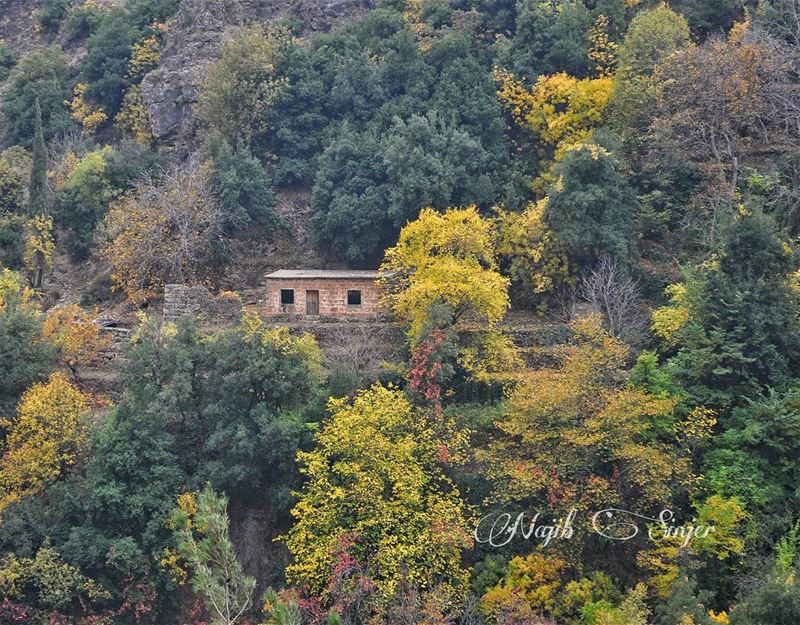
[280,289,295,305]
[347,289,362,306]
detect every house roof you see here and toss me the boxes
[265,269,382,280]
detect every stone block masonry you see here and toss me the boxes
[263,270,384,319]
[163,284,244,323]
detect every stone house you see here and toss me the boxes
[263,270,383,318]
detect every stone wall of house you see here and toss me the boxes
[263,278,383,318]
[163,284,244,323]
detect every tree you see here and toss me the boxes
[729,565,800,625]
[483,315,700,566]
[124,313,322,508]
[285,384,472,597]
[495,69,614,191]
[673,0,745,37]
[2,47,75,146]
[171,485,256,625]
[0,149,30,270]
[23,214,55,289]
[0,372,90,515]
[664,212,800,410]
[0,41,17,83]
[650,23,799,241]
[0,147,29,216]
[380,206,510,344]
[42,304,110,381]
[495,199,574,312]
[586,584,651,625]
[506,0,595,79]
[654,575,716,625]
[310,125,389,262]
[28,100,48,217]
[81,9,140,117]
[505,0,559,78]
[481,553,567,622]
[703,386,800,536]
[544,143,637,265]
[0,268,54,415]
[100,159,223,302]
[59,146,119,258]
[82,401,185,591]
[197,25,288,148]
[578,256,647,343]
[588,14,619,77]
[313,113,503,263]
[207,136,278,232]
[616,5,692,80]
[610,3,692,152]
[547,0,594,77]
[0,544,109,620]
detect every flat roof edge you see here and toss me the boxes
[265,269,382,280]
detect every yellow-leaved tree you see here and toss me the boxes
[284,384,472,601]
[637,494,747,598]
[42,304,110,381]
[495,199,574,312]
[482,315,703,565]
[380,206,510,342]
[23,214,55,289]
[0,372,91,514]
[380,206,518,389]
[495,69,613,191]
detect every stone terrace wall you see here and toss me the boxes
[163,284,244,323]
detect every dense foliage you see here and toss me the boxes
[1,0,800,623]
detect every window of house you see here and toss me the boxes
[280,289,295,305]
[347,289,362,306]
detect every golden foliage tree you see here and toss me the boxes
[495,69,613,191]
[482,553,567,621]
[114,85,152,144]
[68,83,108,136]
[588,15,618,77]
[42,304,110,380]
[483,315,701,561]
[495,199,574,312]
[0,372,90,514]
[380,206,510,344]
[23,214,55,289]
[284,384,472,598]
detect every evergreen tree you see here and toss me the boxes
[2,47,75,146]
[171,485,256,625]
[28,100,48,217]
[207,135,278,232]
[544,144,636,265]
[656,575,715,625]
[667,212,800,410]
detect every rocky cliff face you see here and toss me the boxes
[140,0,375,151]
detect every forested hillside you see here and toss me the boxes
[1,0,800,623]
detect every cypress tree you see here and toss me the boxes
[29,98,48,217]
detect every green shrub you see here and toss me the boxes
[35,0,70,33]
[0,214,26,269]
[0,42,17,82]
